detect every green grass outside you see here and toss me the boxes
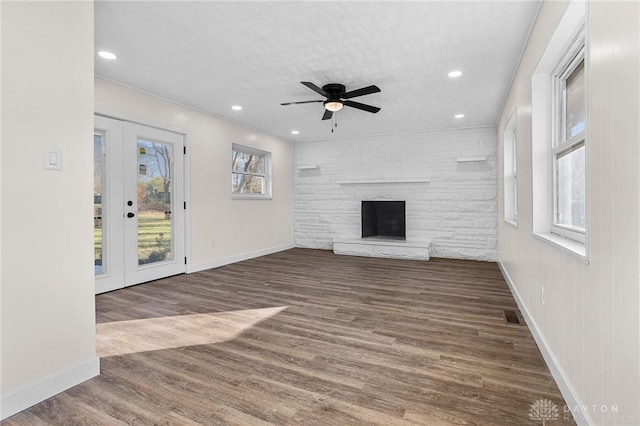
[95,210,172,265]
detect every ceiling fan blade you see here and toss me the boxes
[280,100,324,106]
[301,81,329,97]
[322,109,333,120]
[344,100,381,113]
[342,85,381,99]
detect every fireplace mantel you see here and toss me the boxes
[335,178,430,185]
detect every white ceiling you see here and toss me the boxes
[95,1,541,143]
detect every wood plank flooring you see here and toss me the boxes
[3,249,575,425]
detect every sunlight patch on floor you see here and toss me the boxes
[96,306,288,357]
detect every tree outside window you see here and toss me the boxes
[232,144,271,198]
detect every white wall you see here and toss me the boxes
[497,1,640,424]
[295,127,497,261]
[95,78,295,271]
[0,0,4,412]
[0,1,4,413]
[0,2,99,419]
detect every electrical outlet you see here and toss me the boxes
[211,240,216,248]
[540,285,545,305]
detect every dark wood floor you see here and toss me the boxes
[4,249,575,425]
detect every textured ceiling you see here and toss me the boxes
[95,1,541,142]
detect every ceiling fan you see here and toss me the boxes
[281,82,381,120]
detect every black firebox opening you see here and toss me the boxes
[361,201,406,239]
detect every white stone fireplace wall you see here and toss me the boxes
[294,127,497,261]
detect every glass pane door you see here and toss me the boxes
[123,121,185,287]
[94,115,125,294]
[94,132,106,276]
[137,139,174,265]
[94,115,184,294]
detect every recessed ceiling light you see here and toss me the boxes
[447,70,463,78]
[231,105,242,111]
[291,130,300,135]
[454,114,465,119]
[97,50,117,60]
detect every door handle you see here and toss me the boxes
[127,212,135,218]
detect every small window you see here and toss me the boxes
[503,110,518,226]
[231,144,271,199]
[551,35,585,242]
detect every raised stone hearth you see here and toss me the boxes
[333,237,432,261]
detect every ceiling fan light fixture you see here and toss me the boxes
[324,101,344,112]
[282,82,380,121]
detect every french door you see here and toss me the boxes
[94,115,185,294]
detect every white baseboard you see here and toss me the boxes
[497,260,591,426]
[1,357,100,420]
[187,243,295,273]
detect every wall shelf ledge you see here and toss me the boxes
[336,178,430,185]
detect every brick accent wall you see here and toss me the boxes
[294,127,497,261]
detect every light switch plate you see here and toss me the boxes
[44,147,62,170]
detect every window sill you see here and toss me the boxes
[232,194,272,200]
[505,219,518,228]
[533,232,588,262]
